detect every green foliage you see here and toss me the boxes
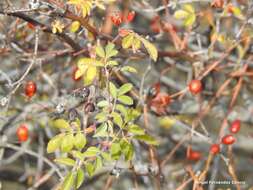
[76,169,85,189]
[110,141,121,160]
[51,119,70,129]
[47,41,158,190]
[61,172,75,190]
[74,132,87,149]
[55,157,76,166]
[61,134,75,152]
[134,134,159,145]
[128,124,145,135]
[47,134,63,153]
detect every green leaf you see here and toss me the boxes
[85,162,94,177]
[95,112,107,123]
[121,66,137,73]
[109,82,117,98]
[74,132,86,150]
[110,142,121,160]
[96,45,105,58]
[97,100,109,108]
[106,60,119,66]
[55,157,76,166]
[107,49,118,58]
[105,42,115,54]
[120,140,134,161]
[105,43,118,58]
[71,150,84,160]
[134,135,159,145]
[61,134,74,153]
[128,124,145,135]
[47,134,63,153]
[118,83,133,96]
[107,120,114,135]
[118,95,133,105]
[101,152,111,161]
[76,168,85,189]
[61,172,75,190]
[140,37,158,61]
[77,58,103,69]
[111,112,123,127]
[51,119,70,129]
[115,104,128,118]
[128,109,141,121]
[93,123,108,137]
[83,146,100,157]
[95,156,103,171]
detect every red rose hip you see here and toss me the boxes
[25,81,37,98]
[188,80,202,94]
[27,22,35,30]
[187,149,202,161]
[17,124,29,142]
[126,11,135,22]
[229,120,241,134]
[111,12,123,26]
[210,144,220,155]
[222,134,236,145]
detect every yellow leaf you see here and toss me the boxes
[84,66,97,85]
[184,14,196,27]
[51,20,64,34]
[140,37,158,62]
[70,21,81,33]
[77,58,103,70]
[51,119,70,129]
[159,116,176,129]
[231,6,245,20]
[122,34,134,49]
[217,33,226,44]
[74,69,84,79]
[95,1,105,10]
[68,0,92,17]
[174,10,189,19]
[132,38,141,51]
[183,4,195,14]
[174,4,196,27]
[87,30,95,41]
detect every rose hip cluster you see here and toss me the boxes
[210,120,241,155]
[14,81,36,143]
[221,119,241,145]
[187,120,241,161]
[110,11,135,26]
